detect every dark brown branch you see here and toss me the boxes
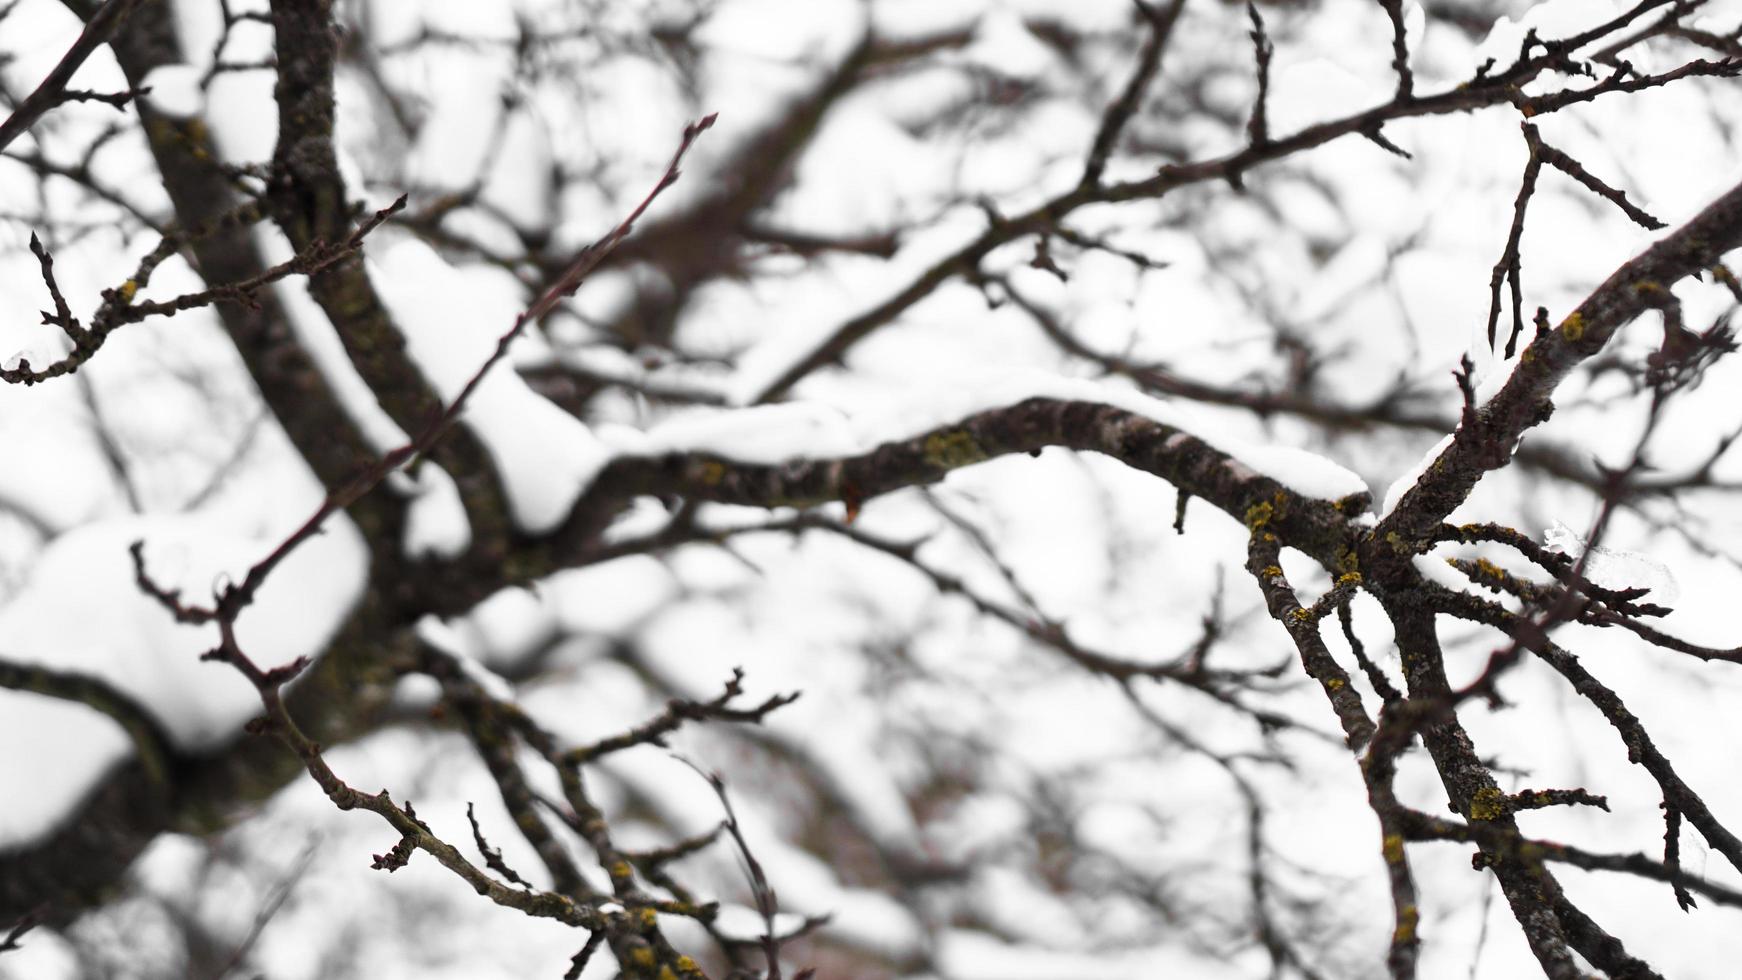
[3,197,404,387]
[1402,807,1742,910]
[1378,0,1416,100]
[0,0,146,153]
[1533,132,1666,230]
[1245,533,1375,749]
[1244,4,1274,150]
[1080,0,1185,188]
[1487,125,1543,355]
[563,668,798,765]
[0,907,40,955]
[1435,591,1742,877]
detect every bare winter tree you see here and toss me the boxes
[2,1,1742,978]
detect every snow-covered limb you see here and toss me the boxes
[9,2,1742,976]
[0,382,1377,920]
[494,395,1375,611]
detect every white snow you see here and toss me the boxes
[546,556,677,636]
[709,905,812,943]
[1268,57,1392,139]
[725,206,990,404]
[1544,520,1681,605]
[202,69,278,164]
[140,65,205,119]
[415,616,516,701]
[1382,433,1455,517]
[371,239,614,533]
[0,513,366,846]
[1478,0,1623,63]
[268,237,483,553]
[3,349,40,372]
[0,397,122,532]
[1404,0,1427,57]
[958,9,1054,81]
[481,110,556,234]
[0,692,133,848]
[935,926,1247,979]
[553,346,730,404]
[394,465,471,559]
[457,585,557,667]
[268,260,413,456]
[698,368,1371,501]
[694,0,864,63]
[616,402,861,463]
[1413,551,1479,594]
[7,3,1738,977]
[404,68,505,195]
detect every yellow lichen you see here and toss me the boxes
[1394,904,1419,943]
[1327,677,1345,691]
[1337,571,1363,586]
[1244,499,1274,531]
[117,279,138,304]
[1264,490,1292,524]
[923,429,987,469]
[1469,786,1507,821]
[1383,834,1405,864]
[698,460,727,486]
[610,861,633,881]
[1289,607,1313,622]
[1560,312,1585,342]
[638,907,659,929]
[501,550,553,584]
[627,947,656,969]
[1260,565,1283,579]
[177,119,213,161]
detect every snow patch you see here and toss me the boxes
[372,240,614,532]
[649,368,1368,501]
[416,616,516,701]
[0,513,365,846]
[141,65,205,119]
[1545,521,1681,605]
[1382,434,1455,517]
